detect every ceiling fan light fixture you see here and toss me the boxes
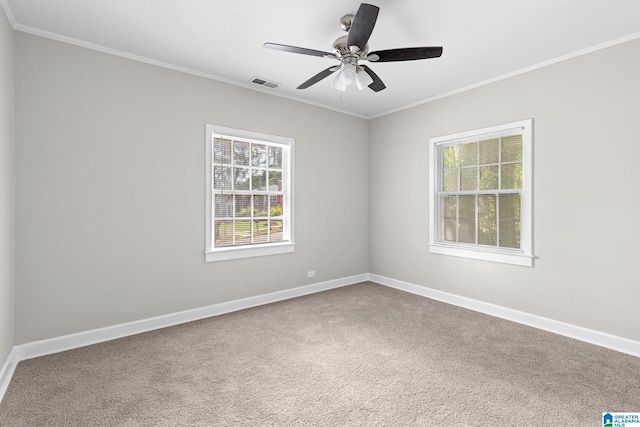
[331,71,348,92]
[339,63,357,85]
[355,67,373,90]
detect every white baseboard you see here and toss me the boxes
[0,348,17,403]
[3,272,639,404]
[11,273,368,364]
[369,274,640,358]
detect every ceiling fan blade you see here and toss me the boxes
[360,65,386,92]
[346,3,379,51]
[264,42,333,58]
[297,67,338,89]
[368,47,443,62]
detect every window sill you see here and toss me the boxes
[429,243,533,267]
[205,242,295,262]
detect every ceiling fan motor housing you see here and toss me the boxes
[333,35,368,58]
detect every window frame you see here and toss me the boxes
[428,119,533,267]
[205,124,295,262]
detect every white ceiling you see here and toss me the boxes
[4,0,640,118]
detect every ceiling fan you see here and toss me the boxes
[264,3,443,93]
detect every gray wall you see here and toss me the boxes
[14,32,369,344]
[10,29,640,347]
[0,7,14,364]
[0,6,14,364]
[369,38,640,341]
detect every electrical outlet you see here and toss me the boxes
[307,271,316,278]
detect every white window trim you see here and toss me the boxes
[204,124,295,262]
[428,119,533,267]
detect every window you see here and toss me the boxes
[205,125,294,262]
[429,119,533,266]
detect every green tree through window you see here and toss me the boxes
[440,135,523,248]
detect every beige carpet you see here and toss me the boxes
[1,282,639,426]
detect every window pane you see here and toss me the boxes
[460,167,477,191]
[213,138,232,164]
[233,167,250,190]
[214,220,233,246]
[235,195,251,217]
[214,195,233,218]
[270,196,283,217]
[213,166,232,190]
[252,144,267,167]
[443,169,458,192]
[270,220,284,242]
[501,135,522,163]
[269,170,282,189]
[234,220,251,245]
[253,220,270,243]
[442,195,457,242]
[443,145,458,168]
[479,138,499,165]
[269,146,283,169]
[251,169,267,191]
[499,194,521,248]
[478,195,497,246]
[458,195,476,244]
[233,141,250,166]
[253,195,268,217]
[480,165,499,190]
[501,162,523,189]
[460,142,477,167]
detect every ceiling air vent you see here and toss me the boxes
[250,77,280,89]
